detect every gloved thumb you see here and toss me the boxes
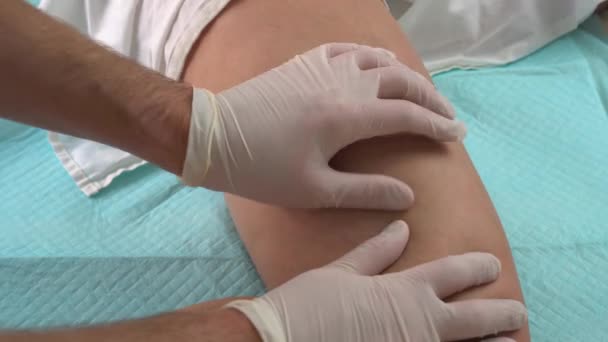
[324,170,414,210]
[328,220,410,275]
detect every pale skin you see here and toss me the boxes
[1,0,528,341]
[183,0,530,340]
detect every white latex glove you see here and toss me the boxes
[227,220,527,342]
[181,43,466,210]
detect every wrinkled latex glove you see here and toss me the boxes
[227,220,527,342]
[181,43,466,209]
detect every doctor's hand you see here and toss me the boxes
[180,43,466,210]
[227,220,527,342]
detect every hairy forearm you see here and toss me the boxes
[0,0,191,174]
[0,303,260,342]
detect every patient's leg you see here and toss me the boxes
[182,0,529,340]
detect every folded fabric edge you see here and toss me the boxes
[427,9,601,75]
[48,132,147,196]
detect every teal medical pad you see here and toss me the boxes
[1,16,607,341]
[433,17,608,340]
[0,123,264,327]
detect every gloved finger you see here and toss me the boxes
[481,337,517,342]
[414,253,501,298]
[373,47,397,59]
[320,170,414,210]
[330,47,399,70]
[439,299,527,341]
[325,43,362,57]
[338,99,465,147]
[327,220,410,275]
[369,65,456,118]
[325,43,396,59]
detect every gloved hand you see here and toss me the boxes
[227,220,527,342]
[181,43,466,210]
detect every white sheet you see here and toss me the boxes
[41,0,231,195]
[398,0,602,73]
[44,0,604,195]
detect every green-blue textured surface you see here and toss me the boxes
[2,5,608,340]
[433,18,608,341]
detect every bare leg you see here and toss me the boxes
[182,0,529,340]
